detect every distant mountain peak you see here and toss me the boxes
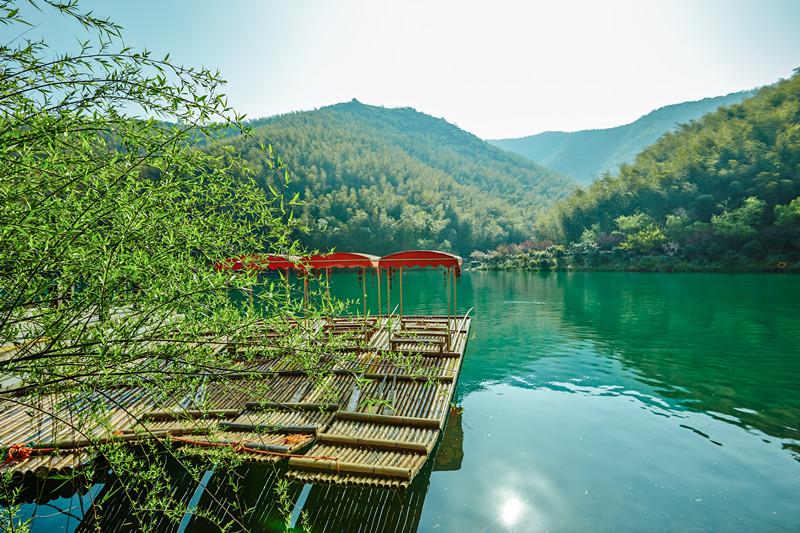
[490,89,756,185]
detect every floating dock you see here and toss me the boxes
[0,313,470,489]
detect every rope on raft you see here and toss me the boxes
[3,444,57,464]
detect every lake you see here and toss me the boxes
[407,271,800,532]
[16,271,800,531]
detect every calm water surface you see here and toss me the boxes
[18,271,800,531]
[413,271,800,532]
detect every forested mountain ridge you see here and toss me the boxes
[518,72,800,269]
[208,100,575,255]
[490,90,755,184]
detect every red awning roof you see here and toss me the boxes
[378,250,462,270]
[214,254,298,272]
[301,252,379,270]
[216,250,461,272]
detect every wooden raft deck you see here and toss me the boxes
[0,314,471,489]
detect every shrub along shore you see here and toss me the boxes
[470,244,798,273]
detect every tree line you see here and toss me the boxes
[206,100,575,256]
[479,71,800,271]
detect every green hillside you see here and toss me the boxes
[209,100,575,255]
[530,72,800,267]
[490,90,754,184]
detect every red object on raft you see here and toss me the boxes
[378,250,462,274]
[302,252,379,270]
[214,250,461,274]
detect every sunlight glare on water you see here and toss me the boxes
[499,492,525,527]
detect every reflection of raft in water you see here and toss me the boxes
[434,406,464,471]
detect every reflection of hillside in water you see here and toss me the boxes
[450,271,800,444]
[555,273,800,442]
[453,271,575,398]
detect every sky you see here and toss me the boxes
[24,0,800,138]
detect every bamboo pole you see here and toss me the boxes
[454,269,458,318]
[450,268,455,349]
[325,268,330,304]
[399,266,404,318]
[362,267,367,318]
[33,428,211,449]
[377,267,382,317]
[288,457,413,480]
[316,433,427,454]
[362,373,452,383]
[335,411,440,429]
[243,401,338,411]
[207,439,292,454]
[217,422,318,434]
[446,267,451,349]
[141,409,239,421]
[303,277,309,315]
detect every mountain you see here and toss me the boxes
[209,100,575,255]
[490,90,755,185]
[534,72,800,261]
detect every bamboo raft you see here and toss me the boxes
[0,314,471,489]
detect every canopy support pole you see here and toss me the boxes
[325,267,331,310]
[387,268,391,318]
[362,267,367,318]
[454,268,458,342]
[446,267,451,318]
[399,267,404,318]
[303,277,309,316]
[447,267,452,350]
[377,267,382,317]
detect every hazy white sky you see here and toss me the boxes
[36,0,800,138]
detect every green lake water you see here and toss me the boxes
[407,271,800,532]
[17,271,800,531]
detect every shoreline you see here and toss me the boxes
[467,255,798,274]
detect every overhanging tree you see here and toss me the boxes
[0,1,341,530]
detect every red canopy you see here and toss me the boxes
[214,254,298,272]
[301,252,379,270]
[378,250,462,271]
[216,250,461,273]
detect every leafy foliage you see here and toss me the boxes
[0,1,331,530]
[530,72,800,266]
[206,100,575,256]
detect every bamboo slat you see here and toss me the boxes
[316,433,428,454]
[334,411,440,429]
[288,457,413,480]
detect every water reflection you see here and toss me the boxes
[433,407,463,471]
[498,492,525,527]
[431,271,800,444]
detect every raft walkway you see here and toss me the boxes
[0,313,471,489]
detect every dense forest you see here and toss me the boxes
[478,72,800,271]
[491,90,753,184]
[207,100,575,255]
